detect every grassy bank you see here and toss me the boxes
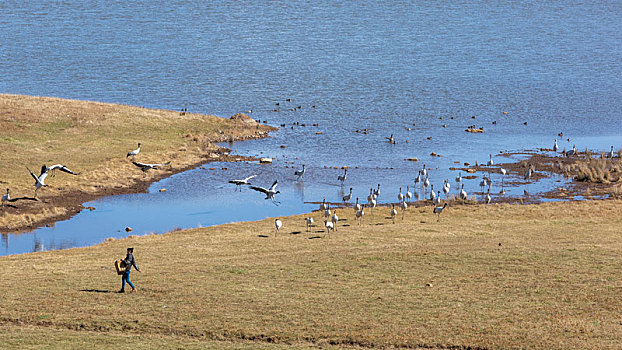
[0,200,620,349]
[0,94,274,232]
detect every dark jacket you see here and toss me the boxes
[123,253,139,272]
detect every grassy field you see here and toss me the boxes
[0,94,274,232]
[1,200,620,349]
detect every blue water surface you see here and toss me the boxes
[1,1,621,255]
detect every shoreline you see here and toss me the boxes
[1,199,620,348]
[0,94,276,234]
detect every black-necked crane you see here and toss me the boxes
[415,171,422,187]
[429,184,436,201]
[132,161,171,172]
[386,134,395,144]
[374,184,381,198]
[274,219,282,236]
[337,168,348,185]
[324,220,334,236]
[369,196,377,216]
[455,172,462,184]
[405,186,412,202]
[331,209,339,231]
[294,164,306,181]
[421,164,428,177]
[250,180,281,203]
[355,205,365,224]
[485,189,491,204]
[433,203,448,222]
[608,146,615,159]
[423,175,430,195]
[1,188,9,207]
[500,167,507,187]
[524,166,533,180]
[459,184,468,201]
[400,200,407,220]
[553,139,558,152]
[434,191,441,206]
[343,187,353,203]
[390,204,398,224]
[27,164,81,198]
[126,143,141,160]
[487,154,494,167]
[479,176,488,193]
[229,174,257,191]
[442,180,450,198]
[305,217,314,232]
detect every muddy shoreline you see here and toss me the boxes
[0,134,272,234]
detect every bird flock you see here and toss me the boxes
[2,142,170,207]
[237,138,618,237]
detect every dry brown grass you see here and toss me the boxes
[0,94,274,231]
[1,200,620,349]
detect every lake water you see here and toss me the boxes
[1,1,621,255]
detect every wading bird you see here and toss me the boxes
[421,164,427,177]
[455,172,462,183]
[354,197,361,211]
[228,174,257,191]
[132,161,171,172]
[433,203,448,222]
[459,184,468,201]
[26,164,81,198]
[406,186,412,202]
[343,187,353,203]
[331,209,339,231]
[487,154,494,166]
[390,204,398,224]
[324,220,334,236]
[1,188,9,206]
[524,166,533,180]
[553,139,558,152]
[485,189,491,204]
[337,168,348,185]
[500,168,507,186]
[415,171,422,186]
[386,134,395,144]
[324,203,331,218]
[294,164,306,181]
[369,196,377,216]
[305,217,314,232]
[479,176,488,194]
[608,146,615,159]
[400,200,407,220]
[355,205,365,224]
[274,219,282,236]
[250,180,281,203]
[434,191,441,206]
[126,143,141,160]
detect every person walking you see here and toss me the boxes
[119,247,141,293]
